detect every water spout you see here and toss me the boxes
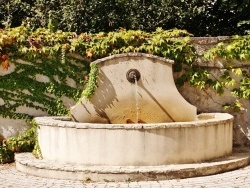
[126,69,140,83]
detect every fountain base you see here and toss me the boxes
[15,148,250,182]
[15,112,244,182]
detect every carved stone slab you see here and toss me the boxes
[70,53,197,123]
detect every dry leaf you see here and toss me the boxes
[1,60,10,70]
[86,50,93,58]
[1,54,8,61]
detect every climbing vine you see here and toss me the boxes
[0,119,41,163]
[0,25,250,117]
[0,25,250,120]
[82,63,99,100]
[0,142,14,163]
[197,34,250,111]
[0,26,196,121]
[0,26,88,121]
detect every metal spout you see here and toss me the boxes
[126,69,141,83]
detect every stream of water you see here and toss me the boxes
[134,75,139,123]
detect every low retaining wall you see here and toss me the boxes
[36,113,233,165]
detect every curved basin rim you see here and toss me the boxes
[34,113,233,130]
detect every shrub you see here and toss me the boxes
[0,142,14,164]
[0,0,249,36]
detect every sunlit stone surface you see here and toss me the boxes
[70,53,197,123]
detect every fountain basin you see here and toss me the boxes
[37,113,233,166]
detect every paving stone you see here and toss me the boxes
[1,164,250,187]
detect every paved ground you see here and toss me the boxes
[0,163,250,188]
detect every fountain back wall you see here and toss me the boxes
[70,53,197,124]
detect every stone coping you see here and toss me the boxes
[189,36,231,44]
[15,148,250,182]
[34,113,233,130]
[91,52,174,65]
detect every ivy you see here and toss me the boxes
[0,26,88,120]
[0,119,42,163]
[7,123,36,153]
[204,34,250,61]
[0,25,250,121]
[201,33,250,110]
[223,100,245,113]
[81,63,98,100]
[0,142,14,164]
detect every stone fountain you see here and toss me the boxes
[15,53,249,182]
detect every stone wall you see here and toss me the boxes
[176,37,250,147]
[0,57,81,141]
[178,83,250,147]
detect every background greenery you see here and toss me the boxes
[0,0,250,36]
